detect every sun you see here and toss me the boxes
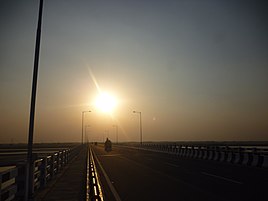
[95,92,117,113]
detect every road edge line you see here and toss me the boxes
[201,171,243,185]
[91,146,122,201]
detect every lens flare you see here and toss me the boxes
[95,92,117,113]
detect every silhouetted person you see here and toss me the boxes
[105,138,112,152]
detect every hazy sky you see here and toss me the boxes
[1,0,268,143]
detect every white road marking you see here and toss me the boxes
[165,162,180,168]
[100,154,122,157]
[201,172,243,185]
[91,147,122,201]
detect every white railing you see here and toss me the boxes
[121,142,268,168]
[0,166,17,201]
[0,144,83,201]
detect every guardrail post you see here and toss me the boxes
[193,146,197,158]
[175,145,179,155]
[62,150,66,166]
[208,147,214,160]
[51,153,57,178]
[40,156,47,187]
[261,155,268,168]
[225,147,231,163]
[203,147,208,159]
[213,147,220,161]
[65,149,68,165]
[198,146,203,159]
[14,162,26,200]
[33,158,43,193]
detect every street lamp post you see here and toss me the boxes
[26,0,43,200]
[85,125,90,143]
[113,125,118,144]
[82,111,91,144]
[133,111,142,146]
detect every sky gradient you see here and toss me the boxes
[1,0,268,143]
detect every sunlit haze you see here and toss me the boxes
[0,0,268,143]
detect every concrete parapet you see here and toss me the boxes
[208,149,214,160]
[213,150,221,161]
[193,149,199,158]
[261,155,268,168]
[140,143,268,168]
[233,149,243,164]
[198,149,204,159]
[251,154,260,167]
[241,152,250,165]
[219,151,226,162]
[202,150,209,160]
[0,166,17,201]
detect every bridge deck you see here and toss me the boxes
[33,144,268,201]
[36,146,87,201]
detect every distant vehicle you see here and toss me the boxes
[104,138,112,152]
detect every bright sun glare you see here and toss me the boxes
[95,92,117,113]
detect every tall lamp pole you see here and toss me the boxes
[85,125,90,143]
[113,125,118,144]
[82,111,91,144]
[133,111,142,146]
[26,0,43,200]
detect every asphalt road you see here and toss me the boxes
[92,144,268,201]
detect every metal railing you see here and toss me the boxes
[0,144,83,201]
[86,146,103,201]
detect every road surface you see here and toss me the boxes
[92,144,268,201]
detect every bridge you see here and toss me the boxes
[0,142,268,201]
